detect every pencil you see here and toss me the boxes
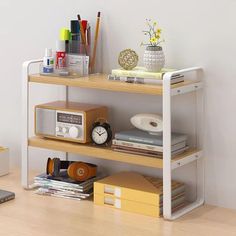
[77,14,88,55]
[90,11,101,71]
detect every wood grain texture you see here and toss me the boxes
[29,73,197,96]
[28,136,199,169]
[1,170,236,236]
[35,101,106,112]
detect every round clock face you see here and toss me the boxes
[92,126,108,145]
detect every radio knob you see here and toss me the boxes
[69,126,80,138]
[56,126,61,132]
[62,127,68,134]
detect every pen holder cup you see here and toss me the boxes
[68,40,101,74]
[68,41,91,55]
[40,39,101,77]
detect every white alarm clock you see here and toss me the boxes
[130,113,163,134]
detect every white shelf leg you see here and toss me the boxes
[170,71,205,220]
[196,83,205,202]
[163,73,172,219]
[21,59,43,189]
[163,68,204,220]
[21,60,29,188]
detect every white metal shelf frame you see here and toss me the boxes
[22,61,204,220]
[163,67,204,220]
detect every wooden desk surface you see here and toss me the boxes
[0,170,236,236]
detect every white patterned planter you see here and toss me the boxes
[143,46,165,72]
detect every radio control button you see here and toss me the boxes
[69,126,80,138]
[62,127,68,134]
[56,126,61,132]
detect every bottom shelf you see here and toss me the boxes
[33,188,203,219]
[28,136,201,169]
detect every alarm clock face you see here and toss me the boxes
[92,126,109,145]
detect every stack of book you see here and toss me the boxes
[112,129,188,158]
[108,67,184,85]
[34,172,102,201]
[94,171,186,217]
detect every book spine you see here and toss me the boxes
[113,145,188,158]
[108,75,184,85]
[112,139,163,152]
[113,147,162,158]
[111,70,162,79]
[108,75,162,84]
[112,139,187,152]
[171,146,189,156]
[159,185,185,202]
[160,195,186,214]
[112,145,162,155]
[115,133,163,146]
[170,141,186,152]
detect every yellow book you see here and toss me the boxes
[94,172,185,206]
[111,67,175,79]
[94,193,186,217]
[94,193,160,217]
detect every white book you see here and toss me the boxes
[112,139,187,153]
[108,75,184,85]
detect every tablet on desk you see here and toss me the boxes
[0,190,15,204]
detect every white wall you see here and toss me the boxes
[0,0,236,209]
[101,0,236,209]
[0,0,101,166]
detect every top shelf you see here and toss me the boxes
[29,73,202,96]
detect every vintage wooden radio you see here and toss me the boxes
[35,101,108,143]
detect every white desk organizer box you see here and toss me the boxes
[0,147,9,176]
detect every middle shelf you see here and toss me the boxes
[28,136,201,169]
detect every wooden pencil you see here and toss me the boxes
[90,12,101,71]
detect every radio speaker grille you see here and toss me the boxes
[36,108,56,136]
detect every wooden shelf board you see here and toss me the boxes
[28,136,199,169]
[29,73,196,96]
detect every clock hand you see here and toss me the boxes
[99,132,106,136]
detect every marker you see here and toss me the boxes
[56,40,66,69]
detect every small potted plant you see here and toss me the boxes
[141,19,165,72]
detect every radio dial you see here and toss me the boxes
[69,126,80,138]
